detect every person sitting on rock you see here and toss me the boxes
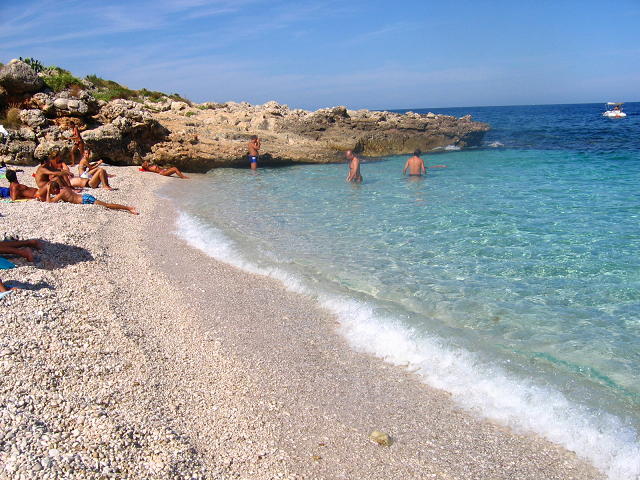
[5,169,38,200]
[140,160,189,179]
[44,181,138,214]
[50,150,113,190]
[69,125,85,167]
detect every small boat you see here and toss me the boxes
[603,102,627,118]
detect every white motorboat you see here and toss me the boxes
[603,102,627,118]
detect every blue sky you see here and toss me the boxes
[1,0,639,109]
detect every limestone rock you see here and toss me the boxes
[0,139,36,165]
[28,92,55,115]
[170,101,189,111]
[147,100,489,171]
[33,140,69,161]
[0,59,44,94]
[19,109,48,128]
[99,99,151,123]
[51,90,98,117]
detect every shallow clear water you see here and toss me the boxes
[162,103,640,479]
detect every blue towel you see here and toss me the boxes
[0,257,16,269]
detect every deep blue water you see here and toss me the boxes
[410,102,640,152]
[163,102,640,479]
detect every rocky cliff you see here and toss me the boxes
[0,59,490,171]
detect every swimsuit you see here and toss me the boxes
[81,193,96,205]
[248,155,258,164]
[80,171,92,179]
[0,187,9,198]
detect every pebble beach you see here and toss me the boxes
[0,166,604,479]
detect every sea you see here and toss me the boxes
[161,102,640,479]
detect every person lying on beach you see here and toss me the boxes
[69,125,85,167]
[44,181,138,215]
[35,151,73,188]
[140,161,189,179]
[247,135,261,170]
[403,150,427,176]
[345,150,363,183]
[0,238,42,263]
[50,150,112,190]
[5,169,38,200]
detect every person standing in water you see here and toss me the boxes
[248,135,261,171]
[345,150,362,183]
[403,149,426,176]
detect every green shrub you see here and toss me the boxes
[185,111,197,117]
[138,88,166,102]
[19,57,44,73]
[45,65,71,75]
[93,85,137,102]
[85,74,121,89]
[168,93,191,105]
[43,71,82,92]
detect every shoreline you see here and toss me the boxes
[1,166,602,479]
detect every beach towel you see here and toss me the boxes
[0,257,16,269]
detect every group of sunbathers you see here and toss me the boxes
[3,148,139,214]
[2,124,189,211]
[0,125,193,296]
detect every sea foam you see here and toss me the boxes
[175,210,640,480]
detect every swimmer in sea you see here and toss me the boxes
[248,135,261,171]
[345,150,362,183]
[403,149,426,176]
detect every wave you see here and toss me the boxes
[174,210,640,480]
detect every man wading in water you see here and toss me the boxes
[345,150,363,183]
[403,149,427,176]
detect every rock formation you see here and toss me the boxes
[0,59,490,171]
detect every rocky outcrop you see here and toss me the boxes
[0,59,44,94]
[0,59,490,170]
[0,61,168,166]
[146,101,490,171]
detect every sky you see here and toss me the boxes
[0,0,639,110]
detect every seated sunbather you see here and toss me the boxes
[77,148,103,178]
[35,151,73,188]
[5,170,38,200]
[44,181,138,215]
[50,151,112,190]
[141,160,189,179]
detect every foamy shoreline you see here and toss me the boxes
[0,166,602,479]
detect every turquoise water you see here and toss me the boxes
[162,103,640,479]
